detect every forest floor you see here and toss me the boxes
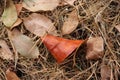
[0,0,120,80]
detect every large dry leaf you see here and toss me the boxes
[23,0,60,11]
[8,29,39,58]
[23,13,58,37]
[6,69,20,80]
[115,24,120,32]
[0,40,13,60]
[101,65,111,80]
[1,0,17,27]
[86,37,104,60]
[62,10,79,35]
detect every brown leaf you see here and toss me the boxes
[86,37,104,60]
[15,3,23,15]
[0,40,13,60]
[6,69,20,80]
[8,29,39,58]
[23,0,60,11]
[11,4,22,28]
[62,10,79,35]
[101,65,111,80]
[115,24,120,32]
[23,13,58,37]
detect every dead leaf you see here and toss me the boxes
[23,0,60,11]
[12,18,22,28]
[11,4,22,28]
[6,69,20,80]
[64,0,76,5]
[115,24,120,32]
[86,37,104,60]
[8,29,39,58]
[62,10,79,35]
[15,3,23,15]
[101,65,111,80]
[1,0,17,27]
[42,34,84,63]
[0,40,13,60]
[23,13,58,37]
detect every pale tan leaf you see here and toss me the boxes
[101,65,111,80]
[8,29,39,58]
[12,18,22,28]
[1,0,17,27]
[115,24,120,32]
[0,40,13,60]
[62,10,79,35]
[6,69,20,80]
[86,37,104,60]
[23,0,60,11]
[64,0,76,5]
[23,13,58,37]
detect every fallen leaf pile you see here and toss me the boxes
[1,0,117,79]
[0,0,106,63]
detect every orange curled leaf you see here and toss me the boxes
[41,34,84,63]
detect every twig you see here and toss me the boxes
[69,61,98,80]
